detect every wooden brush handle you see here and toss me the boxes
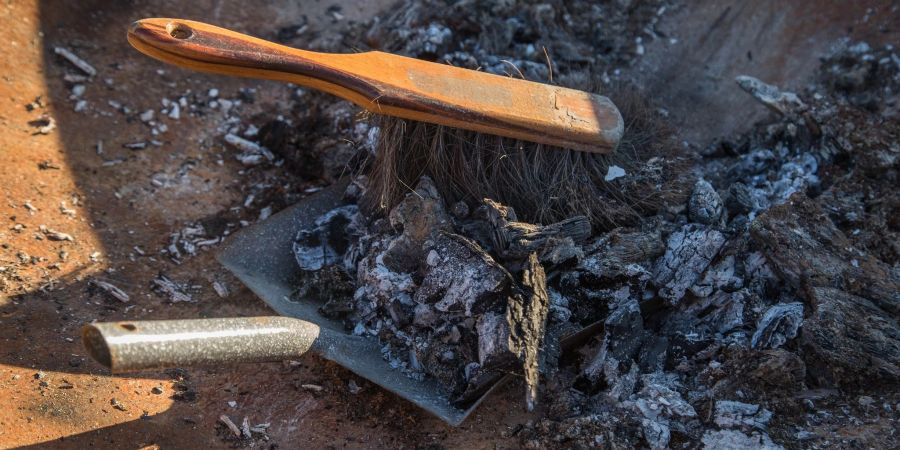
[128,18,623,153]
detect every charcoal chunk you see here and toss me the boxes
[382,176,452,273]
[688,179,723,225]
[750,194,899,315]
[802,286,900,386]
[714,401,772,430]
[482,198,591,265]
[751,302,803,349]
[293,205,361,271]
[653,225,726,304]
[415,233,510,315]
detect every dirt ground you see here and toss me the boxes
[1,1,529,448]
[0,0,897,449]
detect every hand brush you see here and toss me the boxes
[128,19,681,227]
[127,19,622,151]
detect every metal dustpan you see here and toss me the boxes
[82,182,503,426]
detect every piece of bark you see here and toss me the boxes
[708,348,806,398]
[801,286,900,386]
[748,349,806,389]
[506,253,550,411]
[750,194,898,315]
[653,224,726,304]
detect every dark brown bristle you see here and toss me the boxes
[361,86,690,229]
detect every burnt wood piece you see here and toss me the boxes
[483,198,591,262]
[750,193,899,316]
[802,286,900,386]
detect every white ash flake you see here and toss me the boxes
[212,280,230,298]
[701,429,784,450]
[53,47,97,77]
[714,400,773,430]
[164,223,226,263]
[90,280,130,303]
[604,165,626,181]
[152,274,193,303]
[139,109,155,122]
[225,133,275,166]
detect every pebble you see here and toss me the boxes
[111,398,127,411]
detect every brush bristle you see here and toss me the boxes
[361,86,690,229]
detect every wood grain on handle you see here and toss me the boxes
[128,18,623,153]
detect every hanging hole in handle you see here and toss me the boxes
[166,22,193,40]
[119,323,137,331]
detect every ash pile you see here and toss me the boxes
[275,2,899,448]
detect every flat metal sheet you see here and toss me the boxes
[217,181,499,425]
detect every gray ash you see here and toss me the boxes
[286,10,899,446]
